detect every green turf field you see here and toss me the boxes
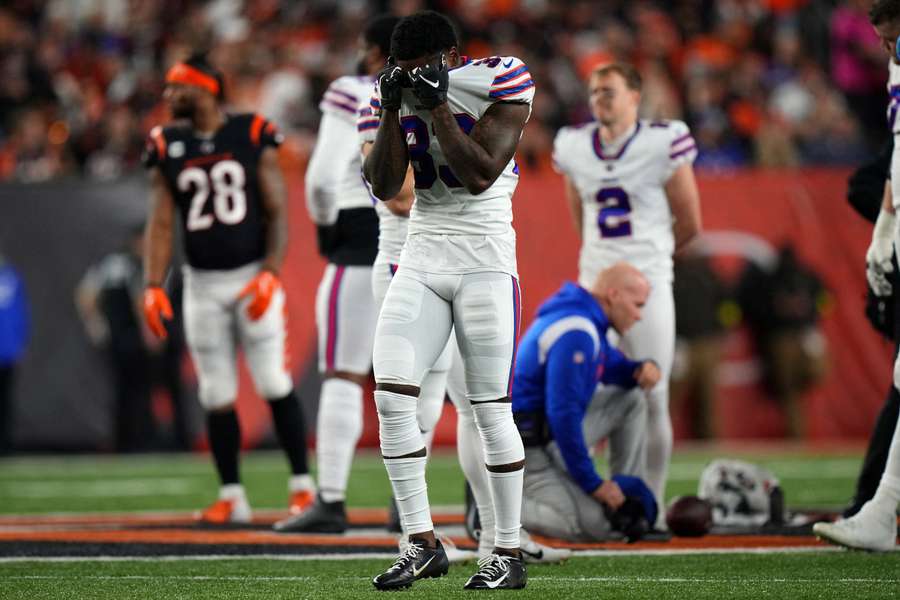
[2,446,899,599]
[2,553,898,599]
[0,446,867,513]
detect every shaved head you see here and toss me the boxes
[592,262,650,333]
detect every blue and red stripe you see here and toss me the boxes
[357,120,379,131]
[489,79,534,99]
[492,65,528,86]
[506,276,522,396]
[325,266,346,371]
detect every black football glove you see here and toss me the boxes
[315,224,340,259]
[376,61,406,111]
[409,55,449,110]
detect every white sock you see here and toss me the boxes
[487,469,523,549]
[219,483,246,500]
[471,402,524,550]
[644,385,672,522]
[288,474,314,493]
[873,409,900,510]
[376,389,431,535]
[315,378,363,503]
[456,405,496,551]
[384,456,432,535]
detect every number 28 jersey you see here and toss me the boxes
[392,56,535,276]
[143,113,282,271]
[553,119,697,286]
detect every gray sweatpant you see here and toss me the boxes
[521,385,646,542]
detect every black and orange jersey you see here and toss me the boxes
[143,113,282,271]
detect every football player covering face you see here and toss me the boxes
[142,57,313,526]
[364,9,535,592]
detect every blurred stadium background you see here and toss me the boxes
[0,0,894,453]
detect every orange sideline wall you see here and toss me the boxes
[225,166,891,448]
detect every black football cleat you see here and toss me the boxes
[463,553,527,590]
[272,495,347,533]
[372,539,450,590]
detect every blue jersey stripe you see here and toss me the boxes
[492,65,528,86]
[489,79,534,98]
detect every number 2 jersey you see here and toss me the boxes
[143,113,281,271]
[387,56,535,276]
[553,119,697,286]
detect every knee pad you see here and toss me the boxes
[197,373,237,411]
[255,370,293,401]
[375,390,422,457]
[471,402,524,466]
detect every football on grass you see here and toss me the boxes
[666,495,713,537]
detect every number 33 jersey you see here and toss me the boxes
[553,120,697,286]
[143,113,282,270]
[394,56,534,276]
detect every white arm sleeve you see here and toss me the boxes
[304,111,360,225]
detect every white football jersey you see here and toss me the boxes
[553,119,697,286]
[358,96,407,262]
[396,56,535,275]
[888,60,900,134]
[319,75,378,210]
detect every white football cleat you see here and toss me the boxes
[520,528,572,564]
[813,502,897,552]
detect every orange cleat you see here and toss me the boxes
[289,489,315,515]
[196,497,252,524]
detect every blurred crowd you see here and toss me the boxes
[0,0,888,182]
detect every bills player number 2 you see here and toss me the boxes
[178,160,248,231]
[596,187,632,238]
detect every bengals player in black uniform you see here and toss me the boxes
[142,55,314,523]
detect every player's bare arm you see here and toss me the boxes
[563,175,582,239]
[362,140,414,217]
[431,101,530,195]
[143,167,175,286]
[258,146,288,273]
[363,65,409,201]
[665,162,702,251]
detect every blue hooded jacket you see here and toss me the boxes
[512,282,642,495]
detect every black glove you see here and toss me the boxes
[376,62,406,111]
[409,55,449,110]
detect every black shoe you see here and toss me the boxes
[272,495,347,533]
[372,539,450,590]
[387,497,402,533]
[463,553,527,590]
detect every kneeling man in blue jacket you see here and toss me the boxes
[513,263,660,542]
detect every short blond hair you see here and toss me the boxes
[591,63,642,92]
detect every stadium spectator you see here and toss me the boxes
[0,252,29,455]
[0,1,884,180]
[830,0,889,149]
